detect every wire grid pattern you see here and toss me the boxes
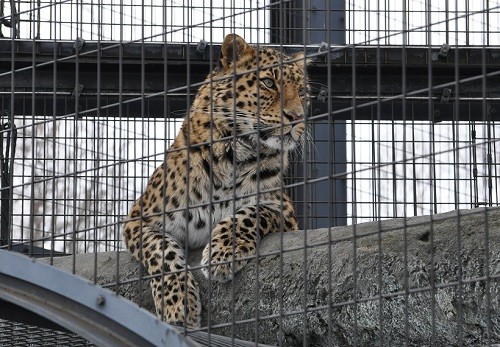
[346,121,500,223]
[8,115,181,253]
[0,319,93,346]
[0,1,498,346]
[1,1,499,45]
[346,1,500,46]
[1,0,270,43]
[7,117,499,253]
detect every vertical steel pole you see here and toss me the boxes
[271,0,347,228]
[0,119,16,247]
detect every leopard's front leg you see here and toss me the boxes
[123,214,201,328]
[200,201,297,282]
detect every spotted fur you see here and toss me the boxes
[123,34,309,328]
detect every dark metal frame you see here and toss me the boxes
[1,41,498,121]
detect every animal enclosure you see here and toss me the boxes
[0,1,499,346]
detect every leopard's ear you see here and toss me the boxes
[291,52,312,70]
[220,34,254,70]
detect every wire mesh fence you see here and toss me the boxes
[0,318,93,346]
[0,1,499,346]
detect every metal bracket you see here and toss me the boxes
[317,87,328,103]
[196,39,208,55]
[440,88,452,102]
[72,83,84,98]
[71,84,84,118]
[73,37,85,53]
[438,44,449,62]
[432,109,442,123]
[317,42,329,62]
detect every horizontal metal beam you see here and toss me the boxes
[0,39,499,121]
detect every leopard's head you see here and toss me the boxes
[193,34,310,152]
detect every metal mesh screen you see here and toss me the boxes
[0,1,499,346]
[0,319,93,346]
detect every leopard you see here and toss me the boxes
[122,33,310,328]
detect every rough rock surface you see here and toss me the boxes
[47,207,500,346]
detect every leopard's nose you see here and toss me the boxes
[284,110,303,122]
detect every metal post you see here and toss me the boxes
[0,119,16,247]
[271,0,347,228]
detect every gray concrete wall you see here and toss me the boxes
[47,207,500,346]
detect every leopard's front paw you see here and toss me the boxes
[200,242,255,282]
[151,272,201,328]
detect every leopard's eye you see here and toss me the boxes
[299,88,306,97]
[261,78,275,89]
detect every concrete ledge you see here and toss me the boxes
[47,207,500,346]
